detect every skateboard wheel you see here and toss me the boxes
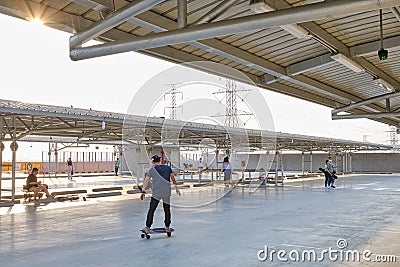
[146,235,150,239]
[141,234,145,238]
[167,232,171,237]
[83,197,87,201]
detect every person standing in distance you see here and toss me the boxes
[66,157,73,181]
[114,157,120,176]
[141,155,181,233]
[222,156,232,187]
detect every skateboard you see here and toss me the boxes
[55,194,87,202]
[140,227,174,239]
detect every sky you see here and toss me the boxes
[0,14,391,161]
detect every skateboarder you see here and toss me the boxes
[141,155,181,234]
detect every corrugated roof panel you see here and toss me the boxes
[170,43,188,50]
[115,21,140,34]
[264,40,327,67]
[214,1,253,21]
[181,45,199,54]
[317,10,400,47]
[129,26,152,36]
[276,79,331,99]
[43,0,70,10]
[304,63,389,100]
[62,2,90,16]
[248,34,295,54]
[154,0,217,21]
[227,62,242,69]
[82,9,102,22]
[230,29,282,47]
[220,29,276,44]
[191,49,208,57]
[247,69,263,76]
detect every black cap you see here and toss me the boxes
[151,155,161,162]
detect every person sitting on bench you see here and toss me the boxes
[26,167,52,200]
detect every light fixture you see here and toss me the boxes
[249,0,311,39]
[373,78,395,91]
[378,9,389,61]
[280,24,311,39]
[378,48,388,61]
[331,53,364,73]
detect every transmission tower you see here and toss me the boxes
[225,79,239,127]
[213,79,252,128]
[164,84,182,120]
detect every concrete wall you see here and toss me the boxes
[282,152,399,173]
[351,153,400,173]
[42,161,114,174]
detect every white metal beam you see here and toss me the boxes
[391,6,400,21]
[69,0,165,48]
[332,112,400,120]
[350,35,400,57]
[332,92,400,114]
[286,53,334,76]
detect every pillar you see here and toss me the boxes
[275,150,279,186]
[0,117,3,199]
[54,143,58,176]
[11,115,17,202]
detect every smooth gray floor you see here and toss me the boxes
[1,175,400,267]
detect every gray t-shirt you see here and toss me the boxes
[147,165,173,197]
[328,161,334,173]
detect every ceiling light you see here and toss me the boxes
[378,48,388,61]
[281,24,312,39]
[373,78,395,91]
[331,53,364,73]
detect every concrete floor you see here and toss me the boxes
[1,174,399,267]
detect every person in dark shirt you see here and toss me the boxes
[141,155,181,233]
[66,157,73,181]
[26,167,52,200]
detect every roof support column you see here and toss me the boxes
[177,0,187,28]
[10,116,17,203]
[0,117,3,199]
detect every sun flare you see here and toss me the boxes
[30,18,43,25]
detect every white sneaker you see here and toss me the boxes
[142,226,150,233]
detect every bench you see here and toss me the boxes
[22,185,46,202]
